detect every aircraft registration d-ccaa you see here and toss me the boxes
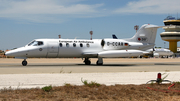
[5,24,162,66]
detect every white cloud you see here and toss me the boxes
[114,0,180,14]
[0,0,105,23]
[2,0,178,23]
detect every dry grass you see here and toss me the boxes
[0,83,180,101]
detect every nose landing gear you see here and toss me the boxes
[22,59,28,66]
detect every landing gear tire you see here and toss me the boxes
[96,61,103,65]
[85,60,91,65]
[22,60,27,66]
[84,58,91,65]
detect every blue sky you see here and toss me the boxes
[1,0,180,50]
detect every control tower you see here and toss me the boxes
[160,16,180,53]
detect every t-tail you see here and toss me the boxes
[125,24,161,44]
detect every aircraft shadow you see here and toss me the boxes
[78,64,137,67]
[154,63,180,65]
[1,63,180,67]
[2,64,138,67]
[26,63,141,67]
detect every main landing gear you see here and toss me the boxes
[22,59,28,66]
[84,57,103,65]
[84,58,91,65]
[96,57,103,65]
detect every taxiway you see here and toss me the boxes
[0,58,180,89]
[0,58,180,74]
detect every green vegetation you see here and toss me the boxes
[64,83,73,87]
[81,78,101,87]
[59,67,72,73]
[162,73,169,80]
[42,85,52,92]
[174,81,180,84]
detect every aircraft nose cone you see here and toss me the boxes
[5,51,12,56]
[4,47,28,58]
[5,50,20,57]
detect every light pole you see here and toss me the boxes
[134,25,139,33]
[90,31,93,40]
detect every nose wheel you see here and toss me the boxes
[22,59,28,66]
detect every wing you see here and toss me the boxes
[82,52,98,58]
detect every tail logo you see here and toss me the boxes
[137,37,148,42]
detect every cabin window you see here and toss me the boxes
[80,43,83,47]
[66,43,69,47]
[87,43,90,47]
[59,43,63,47]
[73,43,76,47]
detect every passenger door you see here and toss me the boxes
[47,41,59,58]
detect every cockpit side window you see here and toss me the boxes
[28,41,43,46]
[38,41,43,45]
[33,41,38,46]
[28,40,35,46]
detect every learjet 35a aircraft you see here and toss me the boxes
[5,24,162,66]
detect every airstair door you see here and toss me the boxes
[47,41,59,58]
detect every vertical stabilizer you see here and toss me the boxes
[127,24,160,44]
[112,34,118,39]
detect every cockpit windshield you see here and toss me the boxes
[28,40,43,46]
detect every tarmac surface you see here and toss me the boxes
[0,58,180,89]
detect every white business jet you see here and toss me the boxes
[5,24,161,66]
[146,48,173,58]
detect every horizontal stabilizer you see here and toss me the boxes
[145,25,164,29]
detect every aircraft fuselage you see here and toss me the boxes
[6,38,152,59]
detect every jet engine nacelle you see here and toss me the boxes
[101,39,129,50]
[98,50,144,58]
